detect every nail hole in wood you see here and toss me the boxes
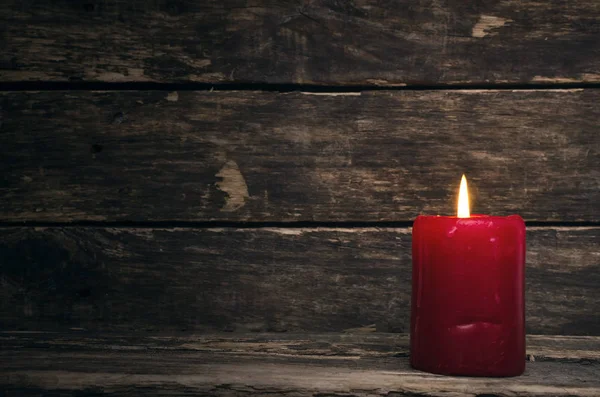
[111,112,127,124]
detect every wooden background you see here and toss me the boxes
[1,0,599,336]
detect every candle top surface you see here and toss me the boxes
[416,214,523,219]
[414,214,525,227]
[417,214,522,219]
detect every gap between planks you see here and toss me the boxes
[0,221,599,229]
[1,81,600,93]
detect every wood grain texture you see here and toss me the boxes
[1,332,599,396]
[2,90,599,222]
[1,227,598,335]
[2,0,600,85]
[3,332,599,362]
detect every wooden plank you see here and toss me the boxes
[1,227,598,335]
[1,333,599,396]
[3,332,599,362]
[2,1,600,85]
[2,90,599,222]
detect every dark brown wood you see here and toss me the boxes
[3,332,599,362]
[2,1,600,85]
[1,226,598,335]
[2,90,599,222]
[1,332,599,396]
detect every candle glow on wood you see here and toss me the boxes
[457,174,470,218]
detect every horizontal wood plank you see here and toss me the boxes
[2,90,599,222]
[1,227,598,335]
[1,333,599,396]
[2,1,600,85]
[3,332,599,362]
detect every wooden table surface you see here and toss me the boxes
[1,332,599,396]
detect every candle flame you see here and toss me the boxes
[457,174,470,218]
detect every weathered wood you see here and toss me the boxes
[2,1,600,85]
[1,227,598,335]
[1,332,599,396]
[3,332,599,362]
[2,90,599,222]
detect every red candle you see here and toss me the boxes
[410,175,526,377]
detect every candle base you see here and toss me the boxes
[410,359,525,377]
[410,321,526,377]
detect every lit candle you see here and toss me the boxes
[410,175,526,377]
